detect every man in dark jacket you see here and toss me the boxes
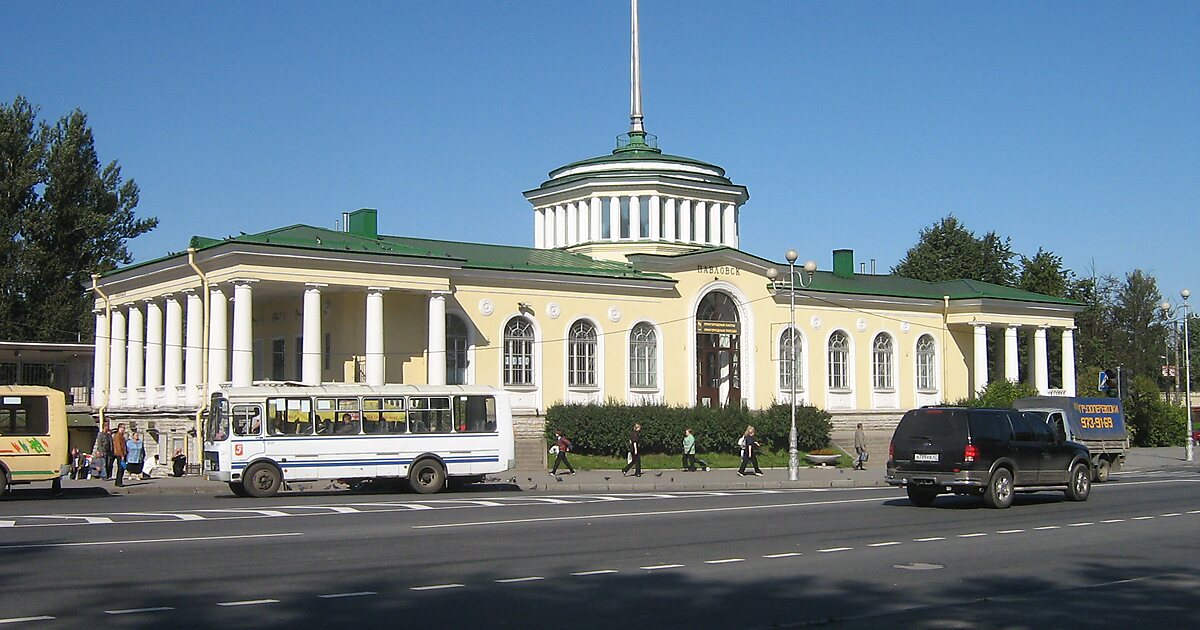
[622,423,642,477]
[93,428,114,480]
[549,429,575,475]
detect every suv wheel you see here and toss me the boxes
[982,468,1014,509]
[1065,463,1091,502]
[906,486,938,507]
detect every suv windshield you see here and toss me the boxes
[897,408,967,440]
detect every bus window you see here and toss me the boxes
[382,398,407,434]
[410,397,451,433]
[267,397,313,436]
[335,399,361,434]
[232,405,262,437]
[315,398,338,435]
[362,397,385,434]
[207,396,229,442]
[454,395,496,433]
[0,395,49,435]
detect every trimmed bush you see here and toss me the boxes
[954,379,1040,408]
[545,400,831,455]
[1126,375,1187,447]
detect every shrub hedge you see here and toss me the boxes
[544,401,832,455]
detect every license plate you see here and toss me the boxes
[914,453,939,462]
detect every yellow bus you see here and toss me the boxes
[0,386,70,498]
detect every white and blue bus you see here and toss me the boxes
[203,384,514,497]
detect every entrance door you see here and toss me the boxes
[696,291,742,407]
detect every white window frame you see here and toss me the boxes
[872,333,895,391]
[629,321,659,390]
[502,317,535,387]
[916,334,937,392]
[778,327,803,392]
[567,319,598,388]
[827,330,851,391]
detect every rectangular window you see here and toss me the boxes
[266,397,312,436]
[316,398,361,435]
[323,333,331,370]
[0,362,17,385]
[294,336,304,381]
[271,338,286,381]
[232,404,262,437]
[363,397,407,434]
[252,339,266,380]
[0,394,50,435]
[453,395,496,432]
[409,396,452,433]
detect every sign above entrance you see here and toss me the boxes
[696,265,741,276]
[697,320,739,335]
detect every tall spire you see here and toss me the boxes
[630,0,644,134]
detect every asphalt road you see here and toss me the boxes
[2,468,1198,628]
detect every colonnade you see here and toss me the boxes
[91,283,452,408]
[534,195,739,249]
[971,323,1076,396]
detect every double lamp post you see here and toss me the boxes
[1160,288,1193,463]
[767,251,817,481]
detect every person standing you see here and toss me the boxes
[682,428,697,472]
[112,423,129,487]
[125,431,146,481]
[172,448,187,477]
[549,429,575,475]
[737,426,763,477]
[94,427,113,480]
[853,422,868,470]
[622,423,642,477]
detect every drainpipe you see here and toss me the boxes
[90,274,111,430]
[187,248,211,455]
[942,295,950,400]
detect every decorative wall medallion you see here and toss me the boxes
[900,321,911,334]
[608,306,622,322]
[478,299,494,317]
[810,316,821,330]
[856,318,867,332]
[546,302,561,319]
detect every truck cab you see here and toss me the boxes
[1014,397,1128,482]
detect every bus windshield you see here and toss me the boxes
[206,395,230,442]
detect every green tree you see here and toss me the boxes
[1126,374,1186,446]
[892,215,1017,285]
[1111,270,1166,382]
[0,96,156,342]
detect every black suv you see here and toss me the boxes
[886,407,1092,508]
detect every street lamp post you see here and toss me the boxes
[767,252,817,481]
[1161,288,1193,463]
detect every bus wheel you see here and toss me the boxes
[228,482,250,497]
[244,463,282,498]
[408,459,445,495]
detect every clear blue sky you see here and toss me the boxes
[4,1,1197,301]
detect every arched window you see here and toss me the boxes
[503,317,534,386]
[872,333,894,390]
[446,314,468,385]
[828,331,850,390]
[568,320,597,387]
[916,334,937,391]
[779,328,802,391]
[629,322,657,388]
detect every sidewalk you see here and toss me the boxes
[48,447,1196,497]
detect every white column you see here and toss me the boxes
[972,323,988,397]
[302,284,324,385]
[92,310,109,407]
[589,197,602,243]
[609,196,621,241]
[1004,325,1019,382]
[207,286,228,388]
[232,281,254,387]
[566,201,578,246]
[577,200,589,243]
[184,290,202,406]
[694,201,707,245]
[648,195,661,241]
[108,308,126,406]
[723,203,738,248]
[164,296,182,406]
[628,195,641,240]
[664,198,677,241]
[427,292,448,386]
[708,201,722,246]
[1033,327,1049,394]
[554,204,566,247]
[679,199,692,243]
[145,300,163,406]
[1062,328,1076,396]
[543,207,556,249]
[125,305,143,406]
[534,208,545,249]
[365,288,387,386]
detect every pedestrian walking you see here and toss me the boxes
[853,422,868,470]
[622,423,642,477]
[549,429,575,475]
[125,431,146,480]
[93,427,114,479]
[737,426,763,476]
[112,423,129,487]
[682,428,698,472]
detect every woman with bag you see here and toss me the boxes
[125,431,147,481]
[737,426,763,477]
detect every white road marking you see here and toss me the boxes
[0,521,14,527]
[217,599,278,607]
[641,563,685,570]
[105,607,174,615]
[817,547,852,553]
[958,533,987,538]
[1101,519,1125,523]
[571,569,618,576]
[0,532,301,550]
[914,536,945,542]
[0,617,55,624]
[996,529,1024,534]
[318,592,376,599]
[868,541,902,547]
[24,515,113,525]
[290,506,360,514]
[1188,510,1200,514]
[410,584,464,591]
[1067,522,1093,527]
[763,552,802,558]
[495,576,545,583]
[122,512,205,521]
[1034,526,1060,530]
[704,558,746,564]
[1132,516,1154,520]
[894,562,944,571]
[413,495,890,529]
[206,509,290,518]
[1160,513,1181,517]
